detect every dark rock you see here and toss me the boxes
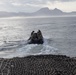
[0,55,76,75]
[28,30,44,44]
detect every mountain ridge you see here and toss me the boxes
[0,7,76,17]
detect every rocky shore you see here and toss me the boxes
[0,55,76,75]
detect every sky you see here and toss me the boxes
[0,0,76,12]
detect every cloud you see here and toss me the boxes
[0,0,76,12]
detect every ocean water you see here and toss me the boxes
[0,16,76,58]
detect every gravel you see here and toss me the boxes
[0,55,76,75]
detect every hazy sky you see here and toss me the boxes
[0,0,76,12]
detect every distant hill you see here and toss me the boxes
[33,8,65,16]
[0,7,76,17]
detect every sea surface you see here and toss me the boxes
[0,16,76,58]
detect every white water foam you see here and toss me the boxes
[0,38,58,58]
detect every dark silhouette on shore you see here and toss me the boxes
[28,30,44,44]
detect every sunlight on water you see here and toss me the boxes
[0,16,76,58]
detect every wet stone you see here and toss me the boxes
[0,55,76,75]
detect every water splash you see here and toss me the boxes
[0,38,58,58]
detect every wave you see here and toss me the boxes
[0,38,59,58]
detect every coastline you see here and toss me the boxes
[0,54,76,75]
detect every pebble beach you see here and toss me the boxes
[0,55,76,75]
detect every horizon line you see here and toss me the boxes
[0,7,76,13]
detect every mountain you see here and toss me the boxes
[0,7,76,17]
[0,11,31,17]
[33,8,64,16]
[33,7,51,16]
[33,8,76,16]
